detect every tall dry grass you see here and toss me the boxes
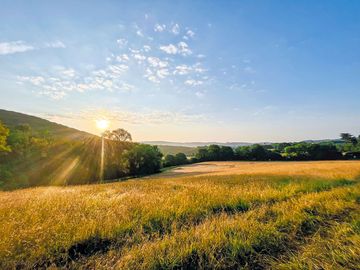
[0,161,359,269]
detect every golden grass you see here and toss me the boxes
[0,161,359,269]
[161,160,360,179]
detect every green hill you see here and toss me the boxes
[156,145,196,156]
[0,110,106,189]
[0,109,93,141]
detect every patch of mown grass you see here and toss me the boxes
[0,167,359,269]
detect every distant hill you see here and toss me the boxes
[144,139,341,148]
[143,141,253,148]
[0,109,94,141]
[156,145,196,156]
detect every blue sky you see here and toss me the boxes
[1,0,359,142]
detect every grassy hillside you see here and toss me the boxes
[0,109,93,140]
[156,144,196,156]
[1,161,359,269]
[0,109,103,189]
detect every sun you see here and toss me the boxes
[95,119,109,130]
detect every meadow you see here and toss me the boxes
[1,161,359,269]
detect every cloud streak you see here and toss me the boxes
[43,108,206,125]
[0,40,66,55]
[0,41,35,55]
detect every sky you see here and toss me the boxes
[1,0,360,142]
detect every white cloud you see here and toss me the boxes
[174,65,192,75]
[159,44,178,54]
[173,63,206,75]
[18,76,45,86]
[178,41,192,55]
[107,64,128,77]
[116,38,128,47]
[156,68,169,79]
[39,90,66,100]
[186,30,195,38]
[116,54,129,62]
[129,48,140,54]
[144,57,171,83]
[0,41,34,55]
[171,24,180,35]
[44,41,66,49]
[133,53,146,61]
[19,61,132,99]
[195,91,206,98]
[60,68,76,78]
[154,24,166,32]
[133,23,144,37]
[146,74,160,84]
[159,42,192,56]
[136,30,144,37]
[143,45,151,52]
[147,57,168,68]
[184,79,203,86]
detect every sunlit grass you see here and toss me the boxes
[0,161,359,269]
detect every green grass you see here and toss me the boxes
[0,162,359,269]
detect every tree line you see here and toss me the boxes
[0,122,163,189]
[1,119,359,190]
[163,133,360,166]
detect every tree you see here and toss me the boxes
[175,152,188,164]
[283,143,342,160]
[219,146,234,160]
[0,121,11,153]
[163,154,177,167]
[123,144,163,175]
[309,144,342,160]
[7,124,32,157]
[195,147,209,161]
[103,128,132,142]
[235,146,251,160]
[340,133,358,146]
[248,144,270,160]
[235,144,281,161]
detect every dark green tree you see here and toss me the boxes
[175,152,188,164]
[163,154,177,167]
[219,146,234,160]
[123,144,163,175]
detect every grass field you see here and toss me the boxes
[1,161,359,269]
[155,145,197,156]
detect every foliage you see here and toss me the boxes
[0,121,11,153]
[163,152,188,167]
[0,120,160,189]
[195,145,236,161]
[103,128,132,142]
[193,134,360,162]
[283,143,342,160]
[122,144,163,175]
[235,144,282,161]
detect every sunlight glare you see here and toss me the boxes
[96,119,109,130]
